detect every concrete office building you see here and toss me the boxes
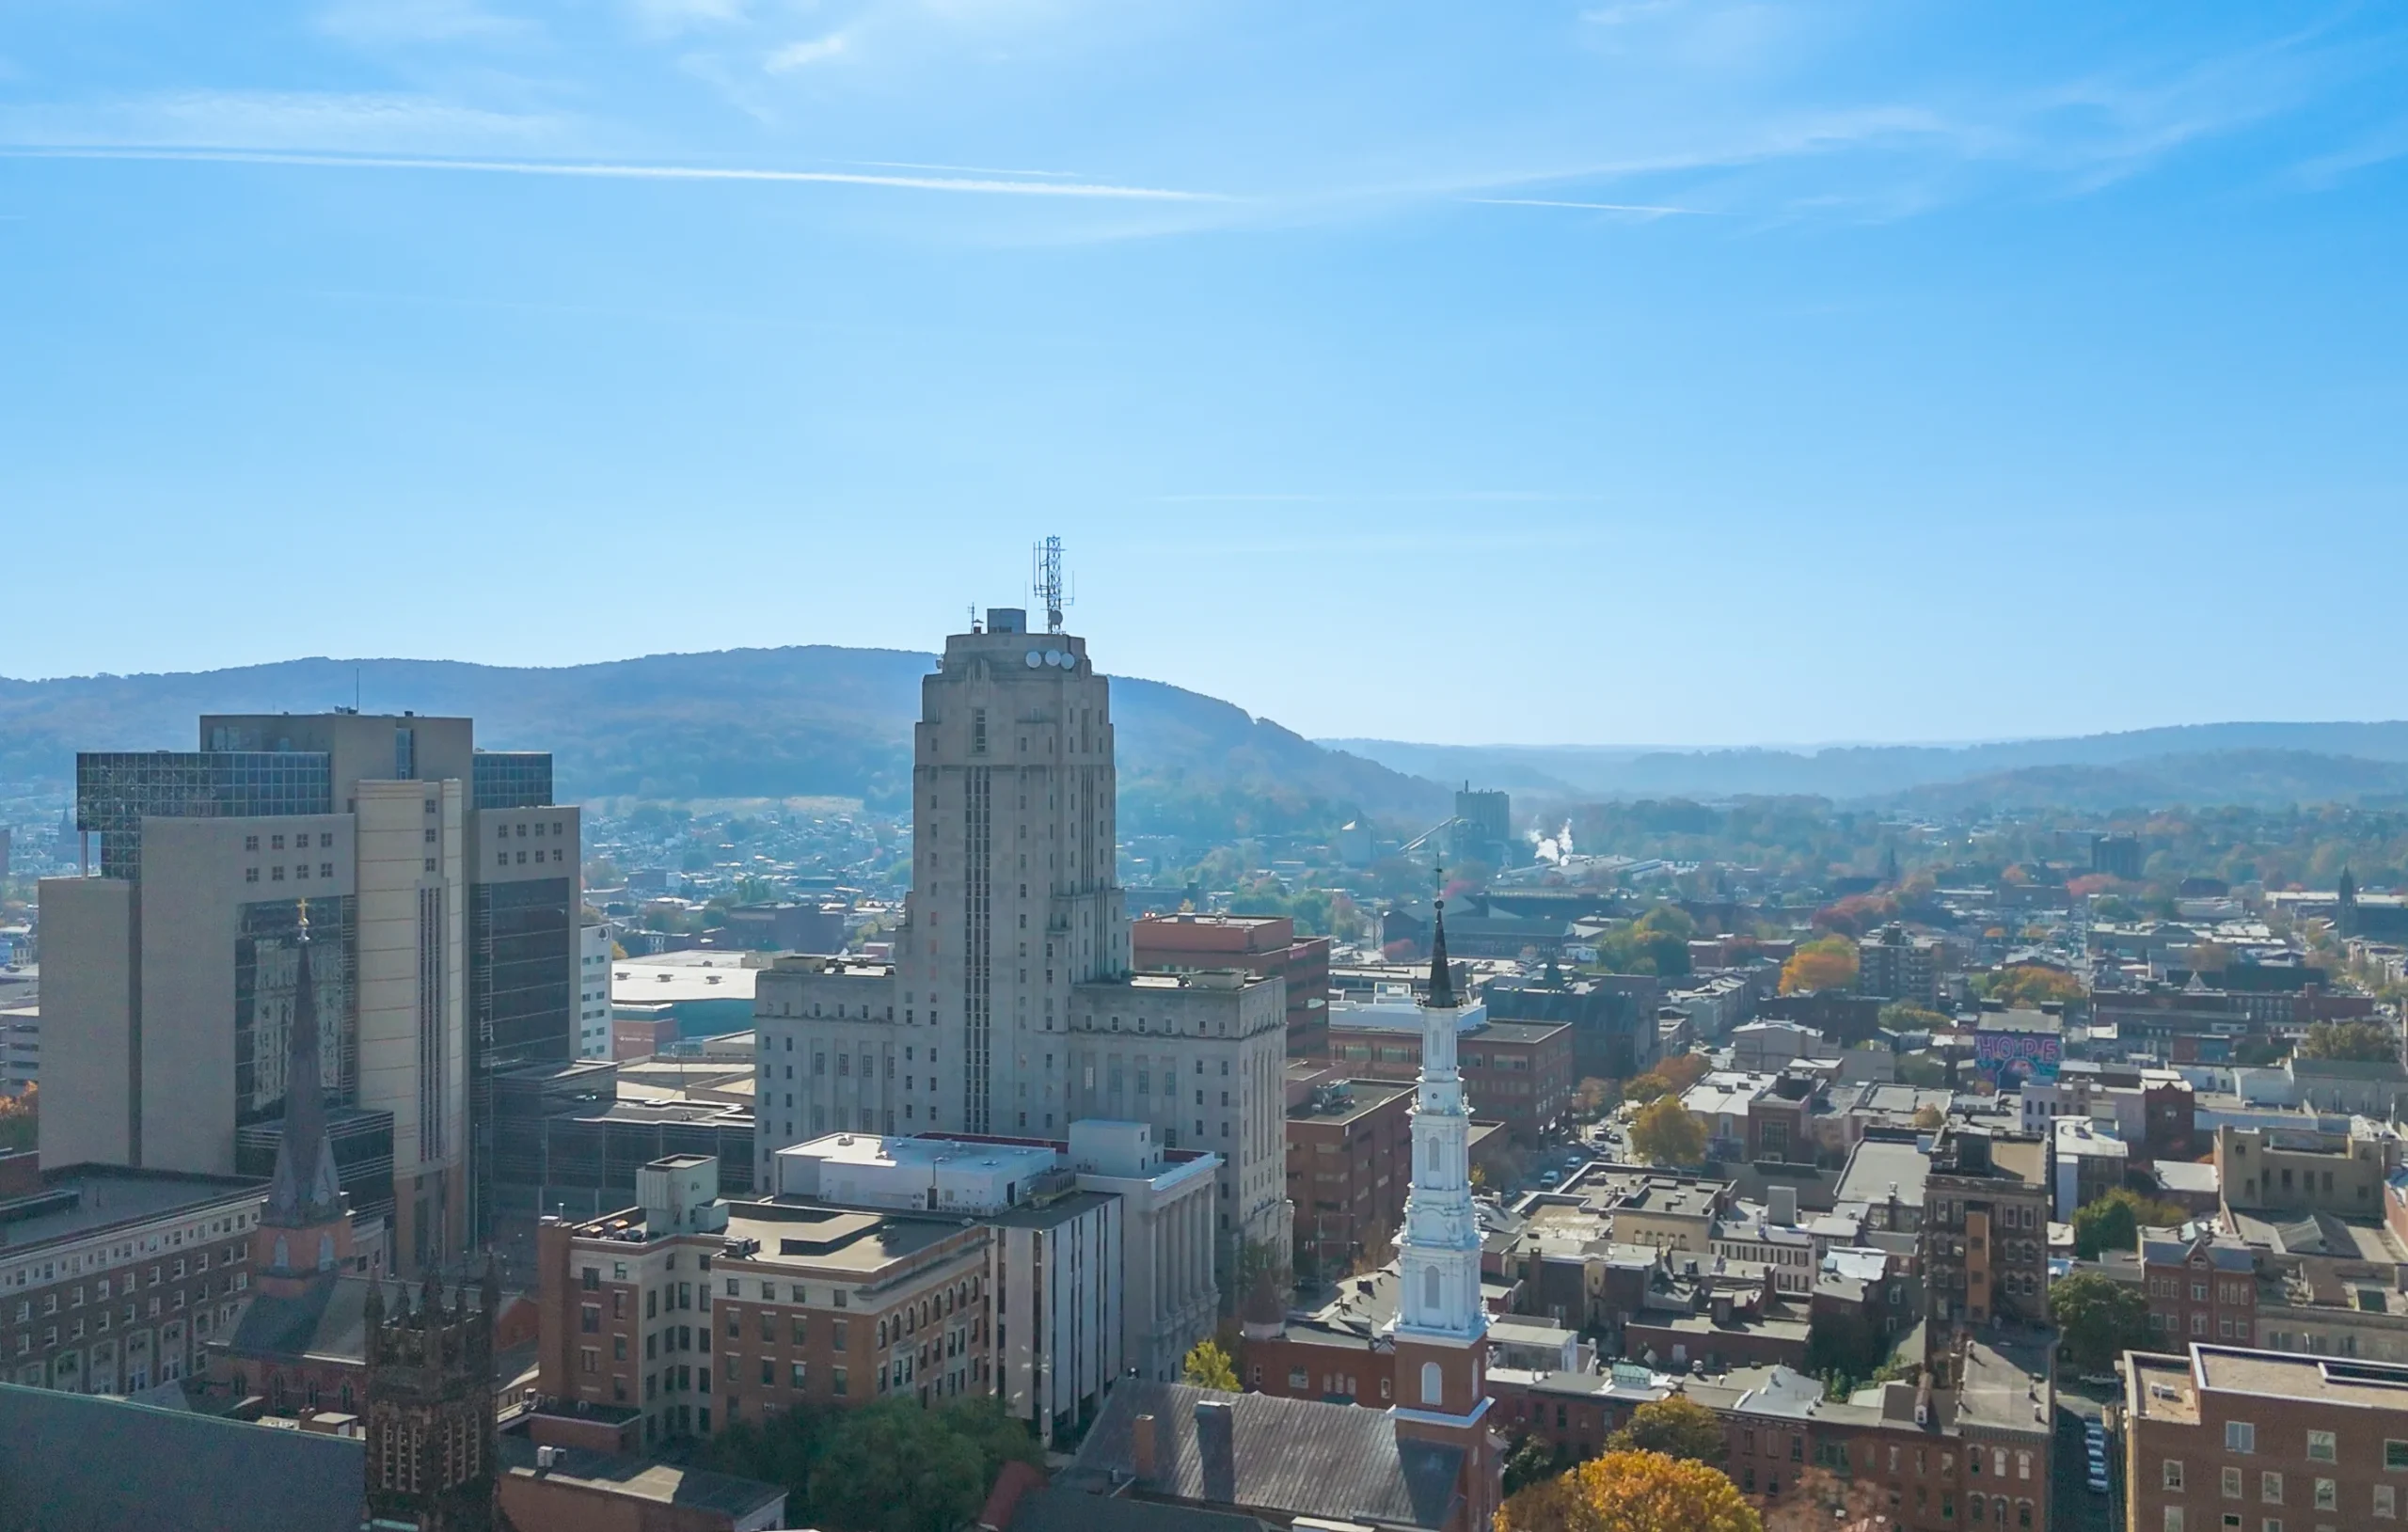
[578,922,612,1060]
[40,712,578,1273]
[754,609,1292,1298]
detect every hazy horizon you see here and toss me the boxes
[6,644,2406,755]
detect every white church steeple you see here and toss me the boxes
[1394,895,1488,1347]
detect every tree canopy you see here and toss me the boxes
[1877,1002,1953,1033]
[1801,1308,1891,1396]
[2070,1188,2188,1259]
[1779,937,1858,996]
[1980,965,2085,1008]
[1498,1448,1760,1532]
[1593,906,1699,977]
[1181,1338,1240,1391]
[1607,1396,1726,1464]
[1629,1096,1707,1167]
[703,1397,1039,1532]
[2298,1019,2399,1063]
[2049,1270,2152,1372]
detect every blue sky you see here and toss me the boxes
[3,1,2404,747]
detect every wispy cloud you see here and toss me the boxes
[1467,197,1712,218]
[766,33,849,71]
[0,90,566,156]
[2290,116,2408,186]
[0,145,1226,201]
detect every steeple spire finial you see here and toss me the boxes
[263,900,345,1239]
[1426,862,1456,1010]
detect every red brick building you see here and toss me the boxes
[1134,913,1334,1058]
[2127,1344,2408,1532]
[1285,1066,1414,1280]
[533,1154,991,1447]
[2141,1226,2258,1348]
[1328,1019,1573,1144]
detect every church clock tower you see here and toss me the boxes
[1388,901,1500,1531]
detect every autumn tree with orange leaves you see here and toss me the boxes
[1497,1448,1760,1532]
[1779,936,1858,995]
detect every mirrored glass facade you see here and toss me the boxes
[76,750,332,880]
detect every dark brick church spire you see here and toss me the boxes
[1425,869,1457,1010]
[264,901,344,1237]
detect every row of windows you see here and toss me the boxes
[2167,1459,2363,1513]
[244,832,334,852]
[2154,1310,2251,1340]
[2162,1501,2391,1532]
[2220,1420,2408,1466]
[499,848,566,866]
[245,863,334,883]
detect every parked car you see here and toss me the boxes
[2079,1371,2118,1387]
[1539,1170,1560,1188]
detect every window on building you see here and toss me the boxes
[2228,1422,2257,1453]
[2307,1431,2336,1462]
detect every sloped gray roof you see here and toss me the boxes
[1013,1484,1273,1532]
[0,1382,363,1532]
[1072,1382,1463,1530]
[223,1275,370,1364]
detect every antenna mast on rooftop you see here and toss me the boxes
[1032,534,1071,634]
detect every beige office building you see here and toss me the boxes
[41,712,578,1274]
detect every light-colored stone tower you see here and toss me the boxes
[1389,903,1499,1530]
[903,607,1128,1135]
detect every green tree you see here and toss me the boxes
[2049,1271,2151,1372]
[1182,1337,1241,1391]
[1504,1436,1563,1496]
[703,1397,1038,1532]
[811,1400,1024,1532]
[2071,1188,2188,1259]
[1801,1308,1888,1394]
[1629,1096,1707,1167]
[1607,1395,1727,1464]
[1877,1002,1952,1033]
[2298,1020,2399,1063]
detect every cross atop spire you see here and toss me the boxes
[1425,862,1456,1010]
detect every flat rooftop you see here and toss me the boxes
[1470,1020,1570,1045]
[1835,1140,1932,1209]
[499,1437,783,1517]
[571,1199,974,1278]
[1947,1331,2055,1438]
[1612,1179,1721,1219]
[1289,1079,1413,1126]
[0,1166,262,1253]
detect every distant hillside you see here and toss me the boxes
[1329,723,2408,807]
[1877,750,2408,814]
[0,649,1448,834]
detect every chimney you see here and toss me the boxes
[1194,1398,1238,1505]
[1133,1414,1158,1482]
[1767,1185,1798,1226]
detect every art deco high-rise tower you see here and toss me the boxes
[900,607,1127,1134]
